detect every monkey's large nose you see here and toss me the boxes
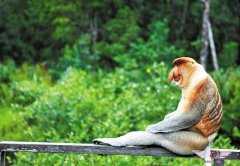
[173,67,180,82]
[168,66,181,83]
[174,76,180,82]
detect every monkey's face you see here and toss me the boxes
[168,57,201,88]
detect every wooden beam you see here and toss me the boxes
[0,141,182,157]
[0,141,239,166]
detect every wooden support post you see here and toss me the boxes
[214,158,224,166]
[204,144,212,166]
[0,151,6,166]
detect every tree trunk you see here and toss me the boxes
[200,0,219,70]
[178,0,189,38]
[89,14,98,47]
[200,0,209,69]
[207,20,219,70]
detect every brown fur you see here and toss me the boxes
[170,57,223,137]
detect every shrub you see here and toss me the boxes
[0,107,24,140]
[219,41,238,68]
[0,62,51,107]
[94,6,140,65]
[0,61,51,146]
[0,59,16,83]
[115,20,185,69]
[211,67,240,140]
[25,63,179,141]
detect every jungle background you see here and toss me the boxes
[0,0,239,165]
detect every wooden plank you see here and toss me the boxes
[210,149,240,160]
[0,141,239,160]
[0,141,188,157]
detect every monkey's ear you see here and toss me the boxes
[168,68,174,83]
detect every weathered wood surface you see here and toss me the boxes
[0,141,239,160]
[0,141,181,157]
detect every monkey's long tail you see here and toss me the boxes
[93,131,209,155]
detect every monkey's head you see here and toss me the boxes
[168,57,205,88]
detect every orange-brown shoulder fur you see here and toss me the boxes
[169,57,223,137]
[192,77,223,137]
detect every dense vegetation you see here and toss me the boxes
[1,0,239,68]
[0,0,239,165]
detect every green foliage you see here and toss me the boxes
[25,63,179,142]
[0,61,51,147]
[212,135,235,149]
[0,107,24,140]
[233,127,240,138]
[0,62,51,106]
[55,19,184,72]
[51,34,99,78]
[0,0,83,62]
[219,41,238,68]
[94,6,140,65]
[103,6,139,45]
[115,20,185,69]
[0,59,16,83]
[1,1,239,68]
[212,68,240,139]
[50,3,80,42]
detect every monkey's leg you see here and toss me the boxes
[93,131,209,155]
[155,131,209,155]
[93,131,158,146]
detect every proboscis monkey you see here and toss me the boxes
[93,57,223,155]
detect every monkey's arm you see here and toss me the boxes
[146,106,202,133]
[164,110,177,119]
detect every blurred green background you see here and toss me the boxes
[0,0,239,165]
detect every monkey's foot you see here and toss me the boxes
[92,138,124,146]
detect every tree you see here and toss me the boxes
[199,0,219,70]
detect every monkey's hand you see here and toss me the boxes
[146,106,202,133]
